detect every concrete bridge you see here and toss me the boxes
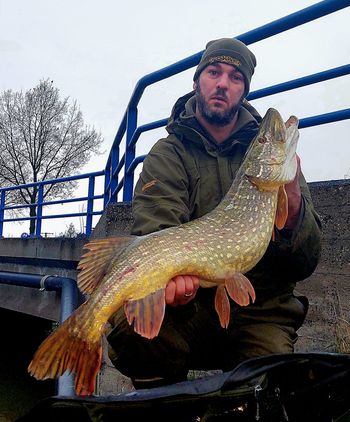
[0,179,349,419]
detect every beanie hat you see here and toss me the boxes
[193,38,257,95]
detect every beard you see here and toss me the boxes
[195,84,243,127]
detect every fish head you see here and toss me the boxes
[245,108,299,191]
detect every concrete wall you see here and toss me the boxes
[295,180,350,353]
[0,238,87,320]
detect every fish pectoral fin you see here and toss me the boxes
[275,185,288,230]
[215,285,231,329]
[225,273,256,307]
[124,288,166,339]
[77,236,135,294]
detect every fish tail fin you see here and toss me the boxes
[28,305,102,396]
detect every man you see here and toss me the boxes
[107,38,322,389]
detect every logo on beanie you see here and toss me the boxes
[208,56,241,67]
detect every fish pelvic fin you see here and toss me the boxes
[28,305,102,396]
[225,272,256,306]
[124,288,166,339]
[215,285,231,329]
[275,185,288,230]
[77,236,135,294]
[214,274,256,329]
[225,273,256,307]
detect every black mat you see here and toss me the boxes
[17,353,350,421]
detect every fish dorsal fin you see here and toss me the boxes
[225,273,256,306]
[124,288,166,339]
[215,285,231,328]
[77,236,135,294]
[275,185,288,230]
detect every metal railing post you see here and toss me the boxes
[35,184,44,237]
[110,146,119,203]
[123,108,138,201]
[0,190,5,238]
[104,163,111,207]
[86,175,95,236]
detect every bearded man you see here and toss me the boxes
[107,38,322,390]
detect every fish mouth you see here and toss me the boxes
[244,108,299,189]
[259,108,285,139]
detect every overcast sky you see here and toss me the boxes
[1,0,349,235]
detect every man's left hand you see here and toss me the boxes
[165,275,200,306]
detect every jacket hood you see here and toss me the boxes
[166,90,262,154]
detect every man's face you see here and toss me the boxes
[194,62,245,127]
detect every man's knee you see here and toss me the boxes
[228,322,296,368]
[107,308,190,382]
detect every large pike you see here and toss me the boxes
[28,108,299,395]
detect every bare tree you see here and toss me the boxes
[0,79,103,234]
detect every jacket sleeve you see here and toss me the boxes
[131,140,190,236]
[247,171,322,289]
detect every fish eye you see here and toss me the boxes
[258,136,267,144]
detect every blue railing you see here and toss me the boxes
[104,0,350,203]
[0,170,104,238]
[0,0,349,237]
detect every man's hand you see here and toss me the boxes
[284,154,302,229]
[165,275,200,306]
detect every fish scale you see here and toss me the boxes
[28,108,299,395]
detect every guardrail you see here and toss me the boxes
[103,0,350,202]
[0,0,349,237]
[0,170,104,238]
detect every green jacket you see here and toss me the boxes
[131,92,322,299]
